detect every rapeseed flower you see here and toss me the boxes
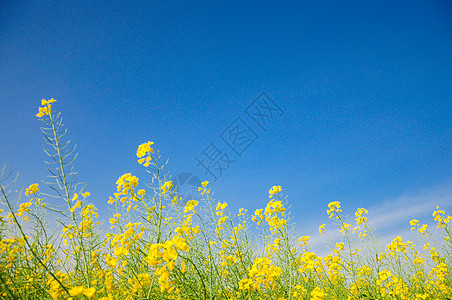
[25,183,39,195]
[268,185,282,198]
[36,98,56,117]
[327,201,342,219]
[198,180,210,194]
[161,181,173,194]
[137,141,154,166]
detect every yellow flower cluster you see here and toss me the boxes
[0,237,26,270]
[310,286,327,300]
[36,98,56,117]
[410,218,429,236]
[263,197,286,233]
[16,200,33,223]
[198,180,210,195]
[47,271,70,300]
[268,185,282,198]
[433,206,452,228]
[108,173,139,212]
[25,183,40,195]
[352,207,368,239]
[136,141,154,167]
[184,200,199,214]
[216,201,228,216]
[145,235,190,292]
[115,173,139,195]
[385,236,411,259]
[340,222,351,235]
[251,208,264,225]
[69,286,96,299]
[376,269,392,286]
[298,251,321,273]
[161,180,173,194]
[239,257,282,291]
[354,207,368,225]
[324,253,343,276]
[70,192,90,213]
[109,221,143,262]
[327,201,342,219]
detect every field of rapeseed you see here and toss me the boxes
[0,99,451,300]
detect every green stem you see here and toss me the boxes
[0,186,71,298]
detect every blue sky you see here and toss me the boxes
[1,0,451,245]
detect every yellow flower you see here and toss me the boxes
[252,208,264,225]
[298,236,311,246]
[269,185,282,198]
[335,242,345,251]
[41,98,56,105]
[410,219,419,226]
[17,201,33,221]
[136,141,154,158]
[355,207,368,225]
[83,287,96,299]
[184,200,199,214]
[161,181,173,194]
[181,260,187,273]
[72,193,79,201]
[106,256,118,268]
[216,202,228,211]
[419,224,428,235]
[432,206,451,228]
[340,223,351,234]
[198,180,210,194]
[172,236,190,251]
[310,286,326,300]
[327,201,342,218]
[70,200,82,213]
[25,183,39,195]
[69,286,84,297]
[410,219,420,231]
[377,269,391,285]
[319,224,326,235]
[115,173,139,194]
[81,191,91,198]
[36,98,56,117]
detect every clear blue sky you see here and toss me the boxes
[1,0,451,243]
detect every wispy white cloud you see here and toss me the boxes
[297,183,452,256]
[367,185,452,231]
